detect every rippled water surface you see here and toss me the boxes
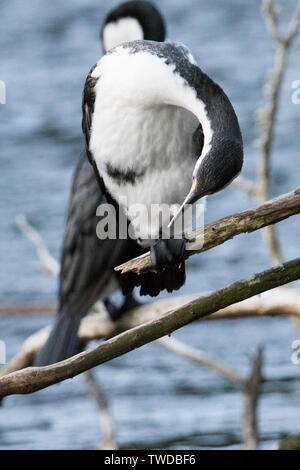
[0,0,299,449]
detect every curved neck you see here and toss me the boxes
[175,66,243,163]
[98,42,242,164]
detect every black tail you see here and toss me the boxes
[35,312,81,367]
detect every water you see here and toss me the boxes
[0,0,300,449]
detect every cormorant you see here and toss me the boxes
[83,40,243,298]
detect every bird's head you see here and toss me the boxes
[169,137,243,227]
[187,138,243,200]
[101,1,166,53]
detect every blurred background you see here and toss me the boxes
[0,0,299,450]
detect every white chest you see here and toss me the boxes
[90,102,198,201]
[88,48,206,243]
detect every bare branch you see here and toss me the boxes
[236,3,300,265]
[242,348,264,450]
[1,257,300,398]
[287,0,300,43]
[14,214,108,317]
[2,287,300,378]
[156,337,245,385]
[257,0,300,265]
[115,188,300,276]
[84,370,117,450]
[262,0,283,44]
[15,214,60,277]
[256,33,286,265]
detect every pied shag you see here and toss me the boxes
[35,1,166,366]
[83,40,243,296]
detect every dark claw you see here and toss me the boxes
[150,238,186,269]
[118,238,187,298]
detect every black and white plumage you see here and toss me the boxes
[35,1,166,367]
[83,40,243,294]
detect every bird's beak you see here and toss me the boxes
[168,179,199,228]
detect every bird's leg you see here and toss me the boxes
[104,294,142,321]
[104,298,119,321]
[118,228,187,298]
[119,293,143,314]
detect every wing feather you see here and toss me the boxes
[82,64,98,163]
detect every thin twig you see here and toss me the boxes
[15,214,60,277]
[156,337,245,385]
[234,2,300,268]
[287,0,300,44]
[84,370,117,450]
[257,0,300,265]
[261,0,283,44]
[242,347,264,450]
[15,214,106,315]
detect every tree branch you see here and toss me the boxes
[156,337,245,385]
[242,347,264,450]
[261,0,283,44]
[235,2,300,267]
[15,215,60,277]
[115,187,300,276]
[257,0,300,266]
[84,370,117,450]
[2,286,300,379]
[287,0,300,44]
[1,257,300,399]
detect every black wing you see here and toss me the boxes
[59,65,143,316]
[82,64,98,164]
[59,154,143,316]
[82,63,124,209]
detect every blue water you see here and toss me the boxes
[0,0,300,449]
